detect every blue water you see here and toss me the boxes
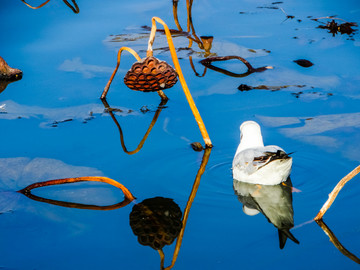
[1,0,360,269]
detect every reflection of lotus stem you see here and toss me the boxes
[20,0,51,9]
[148,17,212,148]
[314,165,360,220]
[316,219,360,264]
[101,47,141,99]
[102,98,168,155]
[18,176,136,202]
[20,0,79,13]
[160,147,212,270]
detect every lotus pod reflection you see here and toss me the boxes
[124,56,178,92]
[129,197,182,250]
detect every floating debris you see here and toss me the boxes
[313,17,358,37]
[238,84,306,92]
[293,59,314,68]
[190,142,204,152]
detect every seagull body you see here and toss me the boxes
[232,121,292,185]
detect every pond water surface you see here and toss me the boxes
[1,0,360,269]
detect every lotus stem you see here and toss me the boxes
[162,147,212,269]
[63,0,79,13]
[18,176,136,202]
[101,47,141,99]
[316,219,360,264]
[314,165,360,221]
[102,99,168,155]
[148,17,213,148]
[172,0,183,31]
[20,0,51,9]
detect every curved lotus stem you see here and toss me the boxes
[20,0,79,13]
[18,176,136,202]
[160,147,212,270]
[101,47,141,99]
[316,219,360,264]
[20,0,51,9]
[172,0,183,31]
[63,0,79,13]
[189,56,207,77]
[148,17,212,148]
[102,98,168,155]
[314,165,360,220]
[200,56,273,77]
[20,191,133,210]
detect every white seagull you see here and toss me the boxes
[232,121,292,185]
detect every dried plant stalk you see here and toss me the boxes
[161,147,212,269]
[316,219,360,264]
[101,47,141,99]
[20,0,79,13]
[314,165,360,220]
[20,0,51,9]
[148,17,212,148]
[18,176,136,202]
[102,99,167,155]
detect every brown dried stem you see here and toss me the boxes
[148,17,212,148]
[20,0,51,9]
[172,0,183,31]
[200,56,273,77]
[20,0,79,13]
[18,176,136,203]
[102,98,168,155]
[63,0,79,13]
[314,165,360,220]
[161,147,212,270]
[101,47,141,99]
[316,219,360,264]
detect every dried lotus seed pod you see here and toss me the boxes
[124,56,178,92]
[129,197,182,250]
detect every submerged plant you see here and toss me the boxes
[101,17,212,148]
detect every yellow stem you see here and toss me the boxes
[149,17,212,147]
[163,148,212,269]
[101,47,141,99]
[20,0,51,9]
[172,0,183,31]
[314,165,360,220]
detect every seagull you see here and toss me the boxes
[232,121,292,185]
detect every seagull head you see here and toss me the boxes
[237,121,264,152]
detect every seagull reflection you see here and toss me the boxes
[233,177,299,249]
